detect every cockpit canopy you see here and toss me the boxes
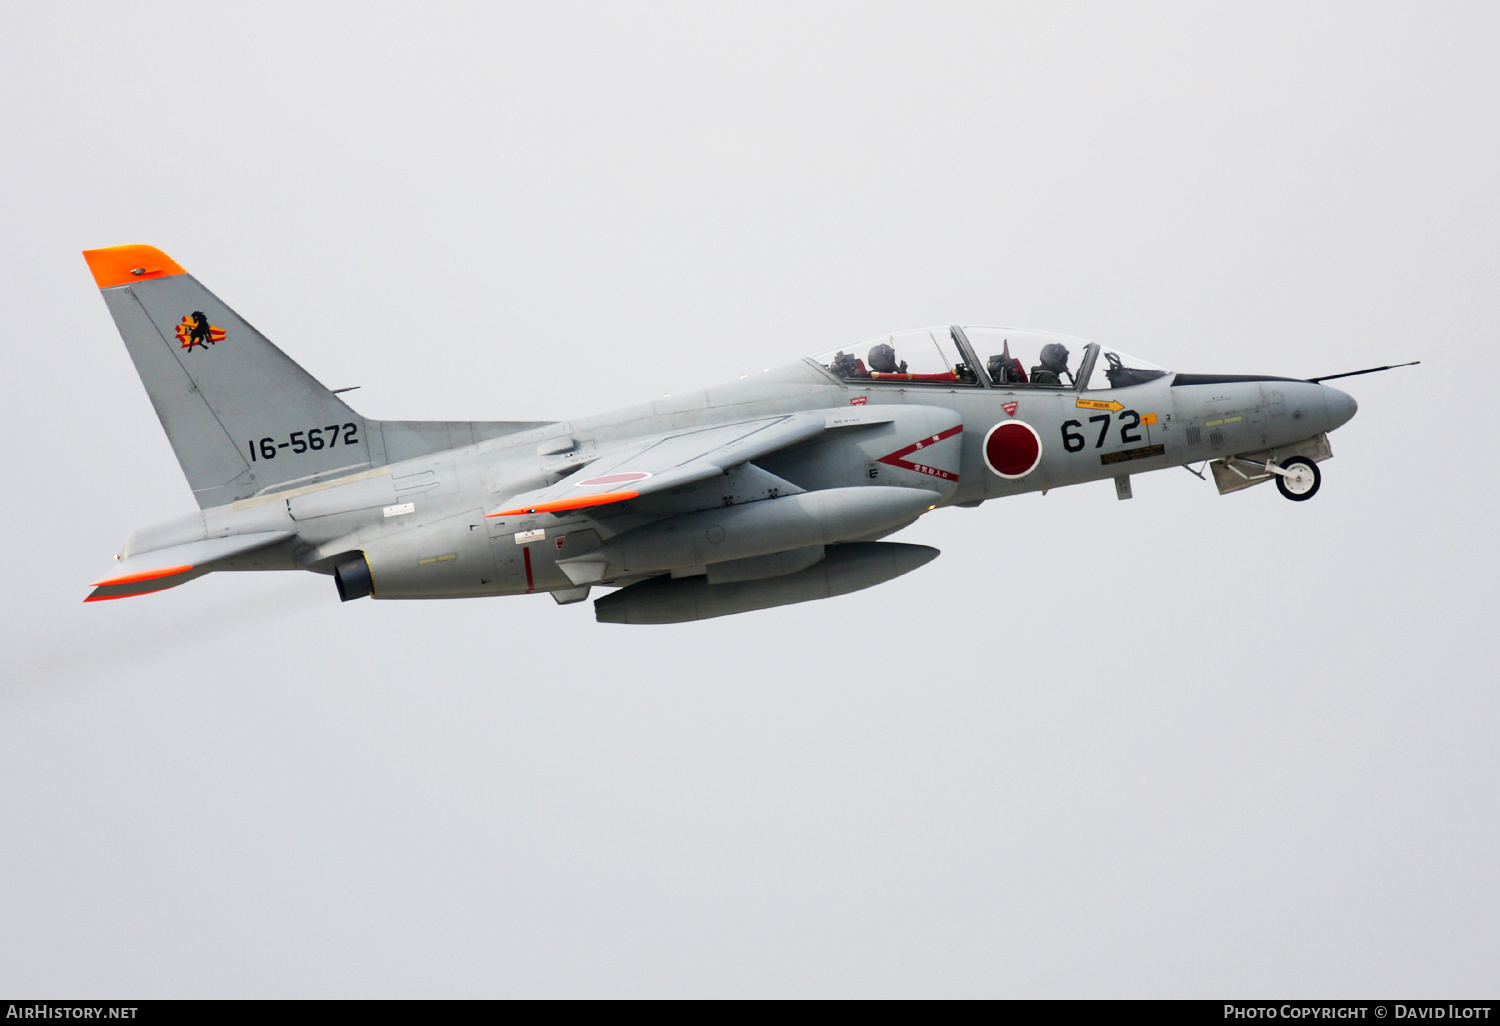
[814,327,979,385]
[812,326,1168,391]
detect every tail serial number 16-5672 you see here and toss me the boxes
[248,423,360,462]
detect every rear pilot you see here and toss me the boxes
[1030,343,1071,386]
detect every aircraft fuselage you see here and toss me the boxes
[80,248,1367,620]
[115,359,1355,602]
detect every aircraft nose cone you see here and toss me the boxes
[1323,386,1358,430]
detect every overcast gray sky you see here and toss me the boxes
[2,1,1496,998]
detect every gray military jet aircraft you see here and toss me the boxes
[83,245,1403,623]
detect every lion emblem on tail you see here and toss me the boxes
[175,311,225,351]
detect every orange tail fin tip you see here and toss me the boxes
[82,245,187,289]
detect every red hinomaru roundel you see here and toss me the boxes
[983,420,1042,478]
[174,312,225,351]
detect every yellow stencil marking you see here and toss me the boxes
[418,553,458,565]
[1076,399,1124,412]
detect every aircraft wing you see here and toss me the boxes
[85,531,294,602]
[488,412,837,517]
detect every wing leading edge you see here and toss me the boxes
[488,413,830,518]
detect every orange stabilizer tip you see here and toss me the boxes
[89,564,194,588]
[82,245,187,289]
[485,490,640,518]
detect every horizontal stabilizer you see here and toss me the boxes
[85,531,292,602]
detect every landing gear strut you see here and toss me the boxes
[1216,452,1324,500]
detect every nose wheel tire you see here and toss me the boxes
[1276,456,1321,501]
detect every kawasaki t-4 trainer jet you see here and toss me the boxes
[83,245,1403,624]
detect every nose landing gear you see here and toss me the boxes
[1273,456,1321,501]
[1210,450,1326,500]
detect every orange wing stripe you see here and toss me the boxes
[82,245,188,289]
[89,564,194,587]
[485,490,640,518]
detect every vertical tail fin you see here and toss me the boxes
[84,245,370,509]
